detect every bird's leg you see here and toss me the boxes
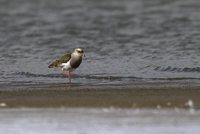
[61,70,71,84]
[66,71,72,83]
[61,70,66,75]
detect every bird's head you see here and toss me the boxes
[73,48,85,57]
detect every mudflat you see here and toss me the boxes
[0,83,200,109]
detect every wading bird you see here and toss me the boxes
[48,48,84,83]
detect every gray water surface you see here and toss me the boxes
[1,0,200,85]
[0,108,200,134]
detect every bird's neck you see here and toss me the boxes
[70,55,82,68]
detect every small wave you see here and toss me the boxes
[13,72,143,80]
[14,72,63,78]
[11,72,200,82]
[154,66,200,72]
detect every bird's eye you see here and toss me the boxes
[77,50,83,53]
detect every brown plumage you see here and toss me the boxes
[48,53,71,68]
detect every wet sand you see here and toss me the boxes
[0,83,200,109]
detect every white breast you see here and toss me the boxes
[61,60,75,72]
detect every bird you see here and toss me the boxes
[48,48,84,83]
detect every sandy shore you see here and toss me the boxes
[0,83,200,108]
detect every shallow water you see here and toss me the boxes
[1,0,200,85]
[0,108,200,134]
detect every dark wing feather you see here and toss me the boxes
[48,53,71,68]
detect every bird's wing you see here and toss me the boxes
[48,53,71,68]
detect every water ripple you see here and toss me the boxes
[1,0,200,85]
[154,66,200,73]
[12,72,200,82]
